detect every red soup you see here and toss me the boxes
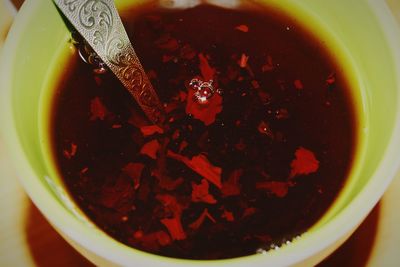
[50,2,356,260]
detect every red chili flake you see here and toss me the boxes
[191,179,217,204]
[294,79,304,90]
[156,194,184,217]
[161,217,187,240]
[134,230,172,249]
[326,73,336,85]
[242,207,257,218]
[172,129,180,140]
[155,35,179,51]
[112,124,122,129]
[90,97,108,121]
[221,169,242,197]
[155,231,172,246]
[140,125,164,136]
[221,209,235,222]
[256,181,291,198]
[128,110,149,128]
[235,24,249,33]
[239,53,249,68]
[179,140,188,153]
[122,162,145,190]
[262,55,274,72]
[198,53,216,80]
[167,151,222,188]
[251,80,260,89]
[189,208,216,230]
[80,167,89,174]
[185,87,223,126]
[258,121,274,138]
[152,170,184,191]
[133,230,144,239]
[140,139,160,159]
[63,142,77,159]
[289,147,320,178]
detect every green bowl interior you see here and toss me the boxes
[1,0,399,264]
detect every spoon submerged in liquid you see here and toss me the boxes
[54,0,166,126]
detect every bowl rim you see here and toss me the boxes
[1,0,400,266]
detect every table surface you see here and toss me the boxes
[1,1,400,266]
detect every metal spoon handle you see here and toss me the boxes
[54,0,166,126]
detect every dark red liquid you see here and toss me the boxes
[51,3,355,260]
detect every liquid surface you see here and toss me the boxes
[51,3,355,259]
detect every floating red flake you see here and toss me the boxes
[80,167,89,174]
[140,139,160,159]
[289,147,320,178]
[63,142,77,159]
[251,80,260,89]
[128,111,149,128]
[172,129,180,140]
[326,73,336,85]
[294,79,304,90]
[235,24,249,33]
[185,86,223,125]
[242,207,257,218]
[198,53,216,80]
[134,230,172,250]
[152,170,184,191]
[258,121,274,138]
[179,140,188,153]
[239,53,249,68]
[156,194,185,217]
[140,125,164,136]
[221,169,242,197]
[157,194,187,240]
[189,208,216,230]
[167,151,222,188]
[161,217,187,241]
[221,209,235,222]
[155,35,179,51]
[90,97,108,121]
[133,230,144,239]
[122,162,145,190]
[112,124,122,129]
[262,55,274,72]
[256,181,291,198]
[191,179,217,204]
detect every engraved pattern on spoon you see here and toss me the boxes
[54,0,165,125]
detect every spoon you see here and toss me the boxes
[54,0,166,126]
